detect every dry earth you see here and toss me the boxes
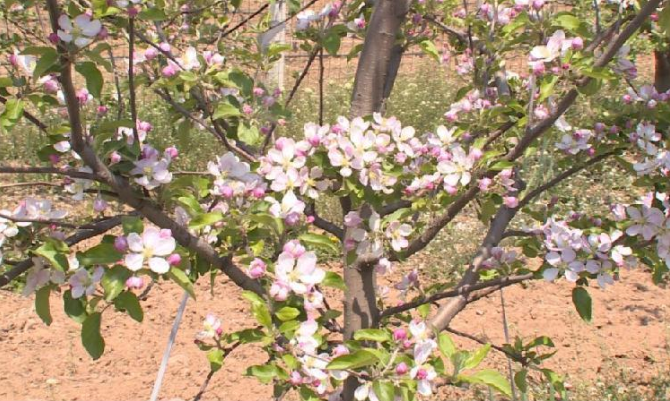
[0,265,669,401]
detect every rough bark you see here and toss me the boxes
[655,49,670,92]
[349,0,411,117]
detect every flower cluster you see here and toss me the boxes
[540,218,634,288]
[130,145,175,190]
[622,192,670,269]
[270,241,325,312]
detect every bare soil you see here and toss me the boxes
[0,265,669,401]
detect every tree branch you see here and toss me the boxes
[0,214,131,287]
[380,273,533,318]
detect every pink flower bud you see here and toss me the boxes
[289,371,302,386]
[97,105,109,116]
[503,196,519,208]
[531,0,545,10]
[220,185,234,199]
[571,37,584,51]
[333,344,349,357]
[162,64,177,77]
[252,186,266,198]
[647,99,658,109]
[285,213,300,226]
[167,253,182,266]
[305,215,315,224]
[114,236,129,252]
[393,328,407,341]
[248,258,267,279]
[402,339,412,349]
[445,185,458,195]
[110,151,122,164]
[165,146,179,159]
[469,148,483,161]
[253,87,265,97]
[98,26,109,40]
[242,104,253,115]
[93,195,108,212]
[43,77,59,94]
[126,276,144,289]
[587,148,596,157]
[344,238,357,251]
[277,118,286,126]
[594,122,605,133]
[396,362,409,375]
[145,47,159,60]
[651,13,659,22]
[478,177,492,191]
[76,88,90,105]
[48,32,59,44]
[622,94,633,104]
[49,154,61,165]
[128,6,139,17]
[8,53,18,67]
[416,368,428,380]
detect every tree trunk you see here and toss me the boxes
[349,0,411,117]
[341,1,410,399]
[654,49,670,92]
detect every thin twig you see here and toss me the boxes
[128,17,140,144]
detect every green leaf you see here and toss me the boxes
[275,306,300,321]
[213,102,241,119]
[323,32,341,56]
[461,369,512,397]
[189,211,224,230]
[353,329,391,343]
[122,216,144,235]
[33,49,59,79]
[246,364,277,384]
[77,243,123,266]
[515,369,528,393]
[139,7,167,20]
[321,271,345,291]
[373,381,395,401]
[419,40,440,62]
[167,269,195,298]
[63,290,87,323]
[237,123,261,146]
[101,265,132,301]
[251,300,272,328]
[572,286,592,322]
[35,286,52,326]
[114,292,143,322]
[207,348,225,372]
[538,75,558,103]
[490,160,515,171]
[553,14,582,33]
[463,344,491,370]
[34,239,69,271]
[327,350,378,370]
[75,62,104,98]
[438,332,457,358]
[298,232,339,253]
[81,312,105,360]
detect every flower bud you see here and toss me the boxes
[48,32,59,44]
[248,258,267,279]
[167,253,182,266]
[571,37,584,51]
[114,236,129,252]
[145,47,159,60]
[93,195,108,213]
[126,276,144,289]
[503,196,519,208]
[165,146,179,159]
[162,64,177,77]
[393,328,407,341]
[49,154,61,165]
[96,105,109,116]
[395,362,409,375]
[110,151,122,164]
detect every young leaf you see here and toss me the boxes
[77,243,123,265]
[275,306,300,321]
[167,269,196,299]
[463,344,491,370]
[353,329,391,343]
[101,265,132,301]
[75,62,104,98]
[81,312,105,360]
[327,350,378,370]
[63,290,87,323]
[372,380,395,401]
[207,348,225,373]
[572,286,592,322]
[114,292,144,322]
[438,332,457,358]
[35,286,52,326]
[461,369,512,397]
[321,271,346,290]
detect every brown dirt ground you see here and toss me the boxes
[0,265,669,401]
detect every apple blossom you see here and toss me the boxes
[124,227,177,274]
[69,266,104,299]
[57,14,102,48]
